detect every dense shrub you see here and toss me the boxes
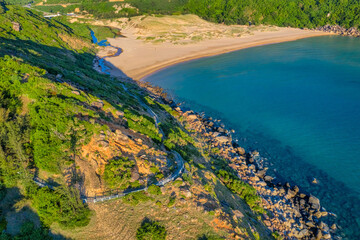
[185,0,360,29]
[161,123,199,161]
[30,186,91,228]
[167,196,176,207]
[147,184,162,195]
[217,169,265,214]
[136,219,167,240]
[125,109,162,142]
[0,221,52,240]
[103,156,135,190]
[122,191,153,206]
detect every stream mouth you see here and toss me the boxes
[91,30,123,74]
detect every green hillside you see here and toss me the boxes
[185,0,360,29]
[0,5,130,237]
[22,0,360,30]
[0,5,272,239]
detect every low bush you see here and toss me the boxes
[147,185,162,195]
[122,191,153,206]
[167,196,176,207]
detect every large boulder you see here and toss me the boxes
[256,168,267,178]
[91,100,104,109]
[309,195,321,210]
[215,136,231,144]
[285,188,297,199]
[236,147,246,155]
[12,22,21,32]
[131,167,140,181]
[295,229,309,238]
[186,114,198,121]
[115,129,129,142]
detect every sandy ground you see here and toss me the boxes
[94,15,331,80]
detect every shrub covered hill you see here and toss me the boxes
[23,0,360,30]
[0,5,277,240]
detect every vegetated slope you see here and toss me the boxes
[0,5,272,240]
[30,0,187,19]
[29,0,360,30]
[185,0,360,29]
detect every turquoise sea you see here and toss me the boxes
[143,36,360,239]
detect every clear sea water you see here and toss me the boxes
[143,36,360,239]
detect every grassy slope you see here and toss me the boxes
[0,5,273,240]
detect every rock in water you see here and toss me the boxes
[309,195,321,210]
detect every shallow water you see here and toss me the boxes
[144,36,360,239]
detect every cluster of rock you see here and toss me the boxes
[166,103,336,239]
[317,25,360,37]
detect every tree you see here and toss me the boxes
[0,1,6,14]
[136,219,167,240]
[103,156,135,189]
[31,186,91,228]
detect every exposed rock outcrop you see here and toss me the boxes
[317,24,360,37]
[12,22,21,32]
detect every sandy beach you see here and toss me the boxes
[94,15,331,80]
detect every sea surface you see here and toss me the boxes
[143,36,360,239]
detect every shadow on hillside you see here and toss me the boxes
[0,37,152,118]
[0,187,69,239]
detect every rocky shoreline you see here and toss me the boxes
[317,25,360,37]
[141,82,338,240]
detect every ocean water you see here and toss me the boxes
[143,36,360,239]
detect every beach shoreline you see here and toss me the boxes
[136,31,332,81]
[93,24,338,238]
[98,27,332,80]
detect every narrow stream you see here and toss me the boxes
[91,30,122,74]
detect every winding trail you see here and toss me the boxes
[34,35,185,203]
[80,83,184,203]
[120,83,165,139]
[33,84,185,203]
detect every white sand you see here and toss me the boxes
[95,19,331,80]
